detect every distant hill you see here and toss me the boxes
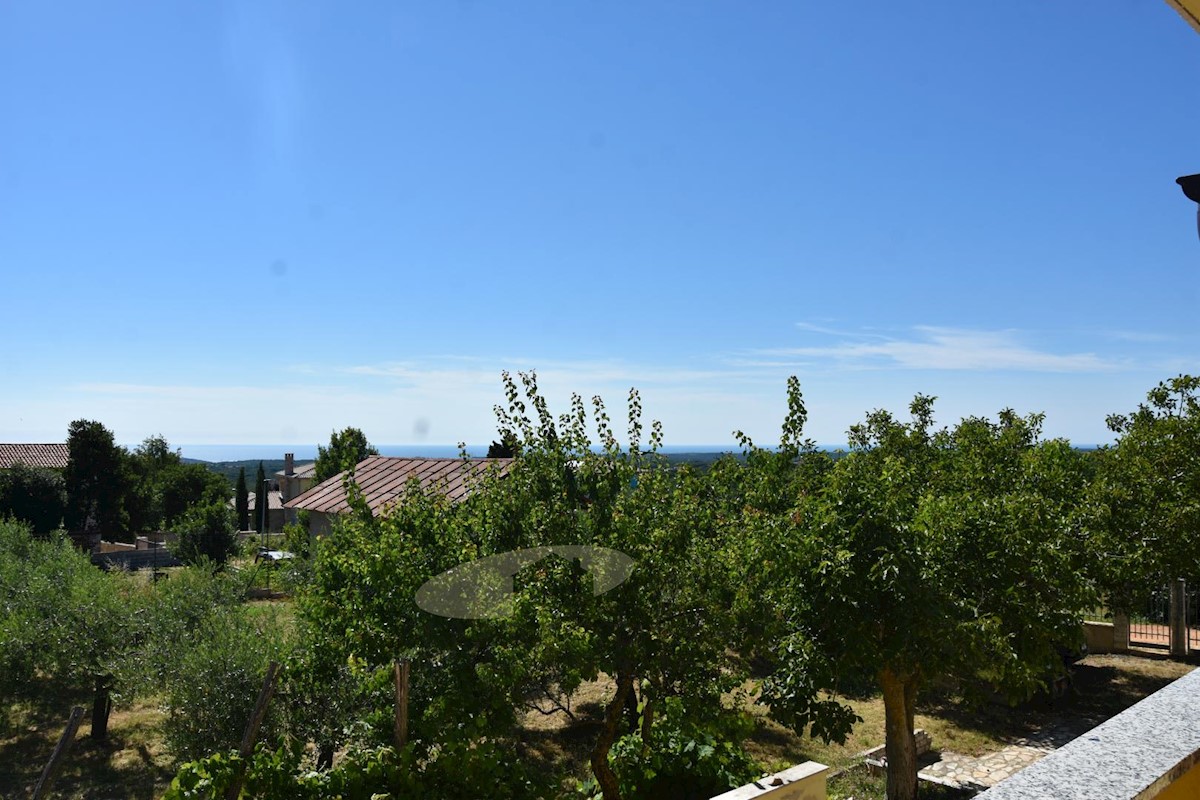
[195,459,291,487]
[195,445,1105,485]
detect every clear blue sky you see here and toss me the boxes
[2,1,1197,454]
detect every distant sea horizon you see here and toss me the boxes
[174,443,853,462]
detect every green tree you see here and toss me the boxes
[300,372,748,800]
[1090,375,1200,612]
[235,467,250,531]
[64,419,129,539]
[173,501,239,566]
[254,462,267,534]
[0,463,67,536]
[160,604,288,760]
[314,427,379,482]
[0,520,141,739]
[743,384,1094,800]
[124,434,184,533]
[160,463,231,527]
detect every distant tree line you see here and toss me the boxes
[0,420,235,560]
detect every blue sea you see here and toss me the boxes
[176,443,853,462]
[175,443,758,462]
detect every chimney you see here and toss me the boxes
[285,453,295,477]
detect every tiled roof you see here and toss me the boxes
[0,443,69,470]
[285,456,512,516]
[229,490,285,511]
[275,462,316,479]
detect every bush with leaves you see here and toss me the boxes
[172,501,239,566]
[599,697,760,800]
[0,519,143,738]
[165,737,550,799]
[160,603,290,760]
[121,565,244,695]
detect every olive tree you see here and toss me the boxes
[0,520,141,739]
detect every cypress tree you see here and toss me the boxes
[253,461,266,534]
[235,467,249,531]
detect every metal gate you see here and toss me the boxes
[1129,588,1171,649]
[1189,584,1200,652]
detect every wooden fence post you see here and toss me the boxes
[224,661,280,800]
[394,659,410,750]
[31,706,85,800]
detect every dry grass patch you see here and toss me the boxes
[515,654,1194,793]
[0,696,172,800]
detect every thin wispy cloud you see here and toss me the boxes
[329,357,761,389]
[1103,330,1175,344]
[794,321,891,340]
[757,326,1118,373]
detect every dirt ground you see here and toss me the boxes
[515,653,1195,793]
[1,654,1190,799]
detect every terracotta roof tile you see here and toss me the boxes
[229,490,285,511]
[274,462,316,478]
[284,456,512,516]
[0,443,69,470]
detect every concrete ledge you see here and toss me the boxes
[709,761,830,800]
[1084,621,1115,654]
[976,667,1200,799]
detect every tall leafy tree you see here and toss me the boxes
[743,385,1094,800]
[64,419,129,539]
[314,427,379,482]
[0,464,67,536]
[253,461,266,534]
[125,435,183,533]
[301,372,749,800]
[159,463,230,526]
[1090,374,1200,612]
[235,467,249,531]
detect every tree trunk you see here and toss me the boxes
[591,672,634,800]
[639,695,656,760]
[623,680,640,733]
[317,742,334,771]
[880,667,918,800]
[91,674,112,741]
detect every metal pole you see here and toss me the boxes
[261,478,267,550]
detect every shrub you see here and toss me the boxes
[584,697,760,800]
[172,501,238,566]
[121,565,244,695]
[165,739,550,800]
[161,604,289,760]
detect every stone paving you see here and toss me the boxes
[915,719,1104,793]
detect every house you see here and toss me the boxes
[0,443,69,470]
[284,456,513,536]
[231,490,285,533]
[276,453,317,525]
